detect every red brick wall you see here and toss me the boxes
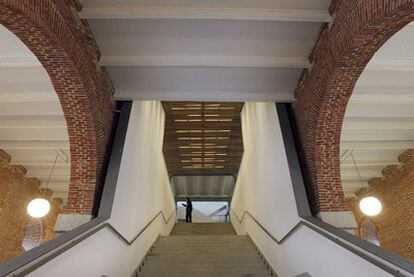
[294,0,414,214]
[346,149,414,260]
[0,1,115,214]
[0,150,62,262]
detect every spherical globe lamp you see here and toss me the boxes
[27,198,51,218]
[359,196,382,216]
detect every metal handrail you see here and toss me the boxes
[3,101,177,276]
[1,102,174,276]
[13,209,176,276]
[107,209,177,245]
[0,101,129,276]
[230,209,303,244]
[229,209,410,277]
[3,101,413,276]
[275,103,414,276]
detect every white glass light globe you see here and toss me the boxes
[359,196,382,216]
[27,198,51,218]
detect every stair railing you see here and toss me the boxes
[0,102,177,277]
[227,103,414,277]
[107,209,176,245]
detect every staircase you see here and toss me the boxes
[136,223,274,277]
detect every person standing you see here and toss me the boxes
[182,197,193,223]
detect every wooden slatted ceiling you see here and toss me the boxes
[162,102,244,175]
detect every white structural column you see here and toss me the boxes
[231,102,389,277]
[30,101,176,276]
[110,101,175,239]
[231,102,299,239]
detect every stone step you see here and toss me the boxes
[156,238,250,242]
[138,223,272,277]
[138,270,271,277]
[157,236,247,244]
[149,248,259,254]
[142,261,267,268]
[155,241,249,246]
[152,245,257,250]
[158,235,248,239]
[140,266,269,273]
[157,238,248,242]
[152,242,253,249]
[144,255,264,263]
[140,269,270,275]
[154,240,251,245]
[155,239,250,244]
[171,223,236,236]
[149,247,258,254]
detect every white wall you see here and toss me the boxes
[231,102,391,277]
[231,102,298,238]
[109,101,175,240]
[29,101,176,277]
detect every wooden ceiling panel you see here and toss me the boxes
[162,101,244,175]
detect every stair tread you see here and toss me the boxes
[137,223,272,277]
[138,271,271,277]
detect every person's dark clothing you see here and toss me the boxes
[185,210,192,223]
[182,199,193,223]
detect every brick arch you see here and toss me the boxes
[0,1,114,214]
[294,0,414,214]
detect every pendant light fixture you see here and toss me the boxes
[350,152,382,216]
[27,198,51,218]
[27,153,59,218]
[359,196,382,216]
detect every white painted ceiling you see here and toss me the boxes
[2,1,334,201]
[81,0,331,198]
[7,0,411,202]
[172,175,235,199]
[81,0,331,102]
[0,25,70,202]
[341,22,414,197]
